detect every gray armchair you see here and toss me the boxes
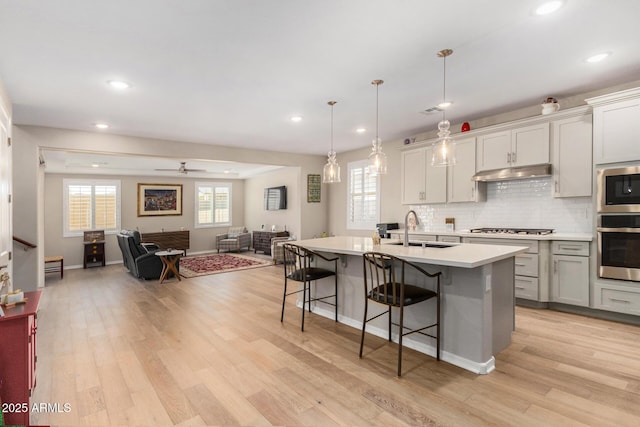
[215,226,251,253]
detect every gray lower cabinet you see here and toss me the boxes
[550,241,589,307]
[593,282,640,316]
[463,237,547,302]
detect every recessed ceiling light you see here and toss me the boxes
[290,116,303,122]
[91,163,100,168]
[94,123,110,129]
[437,101,452,109]
[356,128,367,134]
[586,52,610,63]
[535,1,564,15]
[107,80,131,89]
[223,169,231,174]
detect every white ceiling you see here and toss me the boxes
[2,0,640,174]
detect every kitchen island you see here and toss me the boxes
[294,236,528,374]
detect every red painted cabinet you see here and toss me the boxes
[0,290,41,426]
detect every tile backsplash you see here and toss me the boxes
[410,177,593,233]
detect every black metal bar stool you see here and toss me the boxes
[360,251,441,376]
[281,243,339,331]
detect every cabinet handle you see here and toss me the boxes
[507,152,511,163]
[554,260,557,274]
[515,263,526,267]
[609,298,630,304]
[515,286,525,290]
[512,151,517,163]
[555,180,559,193]
[559,246,581,251]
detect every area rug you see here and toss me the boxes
[179,253,272,277]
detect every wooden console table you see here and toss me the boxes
[141,230,190,255]
[253,230,289,255]
[0,290,41,427]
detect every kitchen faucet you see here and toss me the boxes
[404,210,419,247]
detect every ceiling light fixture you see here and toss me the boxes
[356,128,366,134]
[94,123,110,129]
[291,115,303,122]
[322,101,341,184]
[437,101,452,109]
[535,1,563,15]
[586,52,610,63]
[369,79,387,175]
[431,49,456,167]
[107,80,131,89]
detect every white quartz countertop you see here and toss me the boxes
[294,236,528,268]
[389,229,593,242]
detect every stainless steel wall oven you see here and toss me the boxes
[597,215,640,282]
[597,166,640,213]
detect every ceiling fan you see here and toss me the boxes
[155,161,207,174]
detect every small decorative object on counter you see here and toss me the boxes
[541,97,560,115]
[445,217,455,232]
[371,233,381,245]
[461,122,470,132]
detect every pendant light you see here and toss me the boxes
[431,49,456,167]
[369,79,387,175]
[322,101,341,183]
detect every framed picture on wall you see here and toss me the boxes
[137,183,183,216]
[307,174,321,203]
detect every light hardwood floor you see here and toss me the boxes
[32,263,640,426]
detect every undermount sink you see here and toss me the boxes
[388,242,453,248]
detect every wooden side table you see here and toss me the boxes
[155,250,183,284]
[83,240,105,268]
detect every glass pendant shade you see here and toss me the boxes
[431,49,456,167]
[369,138,388,175]
[431,119,456,167]
[323,150,341,183]
[323,100,341,183]
[369,79,387,174]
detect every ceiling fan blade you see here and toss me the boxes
[154,168,180,171]
[184,168,208,172]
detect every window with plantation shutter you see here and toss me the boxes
[195,182,232,228]
[347,160,379,230]
[63,179,121,237]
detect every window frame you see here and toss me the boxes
[194,182,232,228]
[346,159,380,230]
[63,178,121,237]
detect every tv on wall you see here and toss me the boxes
[264,186,287,210]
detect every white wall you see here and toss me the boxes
[244,167,301,238]
[0,77,14,287]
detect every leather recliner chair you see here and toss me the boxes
[117,230,173,280]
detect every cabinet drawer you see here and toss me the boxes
[594,283,640,315]
[552,240,589,256]
[515,254,538,277]
[438,235,461,243]
[464,237,538,253]
[515,276,538,300]
[409,234,437,242]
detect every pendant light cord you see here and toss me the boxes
[442,53,446,123]
[376,83,379,142]
[331,102,334,152]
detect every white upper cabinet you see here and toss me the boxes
[476,130,511,170]
[424,145,447,204]
[587,88,640,164]
[448,137,485,203]
[551,114,593,198]
[401,147,427,204]
[400,145,446,205]
[476,123,550,172]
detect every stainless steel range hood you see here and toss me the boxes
[472,164,552,182]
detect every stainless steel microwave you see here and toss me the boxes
[597,166,640,213]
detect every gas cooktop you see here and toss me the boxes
[469,228,554,235]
